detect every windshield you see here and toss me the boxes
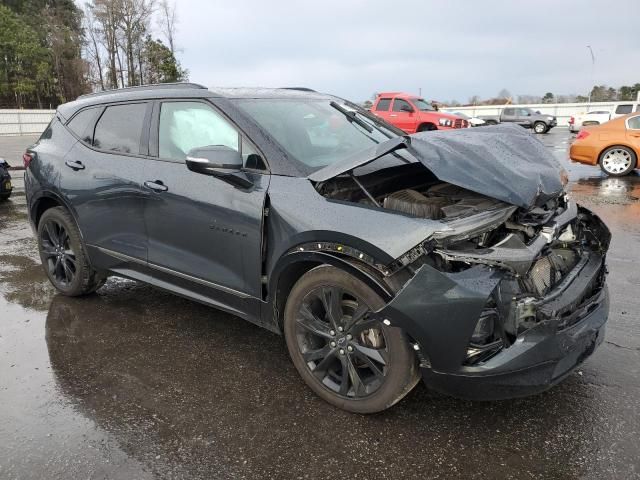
[411,98,435,111]
[235,99,399,170]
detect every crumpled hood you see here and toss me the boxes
[310,124,565,209]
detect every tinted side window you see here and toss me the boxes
[67,107,101,144]
[636,104,640,112]
[375,99,391,111]
[159,101,239,161]
[503,108,515,116]
[392,99,413,112]
[93,103,147,154]
[615,104,633,114]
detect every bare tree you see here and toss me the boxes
[84,3,105,90]
[118,0,154,86]
[93,0,121,88]
[158,0,177,54]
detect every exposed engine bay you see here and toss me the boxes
[315,163,610,366]
[316,163,504,221]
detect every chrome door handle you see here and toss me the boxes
[390,114,398,117]
[65,160,85,170]
[144,180,168,192]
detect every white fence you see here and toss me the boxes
[441,101,635,127]
[0,109,55,136]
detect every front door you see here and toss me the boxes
[390,99,418,133]
[143,100,269,317]
[59,102,151,272]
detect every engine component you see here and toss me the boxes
[383,189,449,220]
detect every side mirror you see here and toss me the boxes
[400,104,414,113]
[186,145,253,189]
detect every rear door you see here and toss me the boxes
[60,102,151,273]
[501,108,516,123]
[390,98,418,133]
[142,99,269,318]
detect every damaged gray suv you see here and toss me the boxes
[25,84,610,413]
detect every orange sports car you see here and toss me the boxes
[570,113,640,176]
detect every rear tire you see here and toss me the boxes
[599,146,637,176]
[37,207,106,296]
[533,122,548,134]
[284,265,419,413]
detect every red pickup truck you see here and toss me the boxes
[371,92,467,133]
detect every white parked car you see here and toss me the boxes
[452,111,486,127]
[569,102,640,132]
[569,110,612,133]
[611,102,640,118]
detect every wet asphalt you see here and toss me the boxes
[1,129,639,479]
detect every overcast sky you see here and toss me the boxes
[174,0,640,102]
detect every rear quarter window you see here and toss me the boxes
[67,107,102,144]
[93,103,148,154]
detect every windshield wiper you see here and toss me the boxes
[329,101,374,133]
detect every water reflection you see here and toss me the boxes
[45,289,604,478]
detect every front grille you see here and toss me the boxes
[454,119,467,129]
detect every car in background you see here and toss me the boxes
[452,111,486,127]
[570,113,640,176]
[479,107,557,134]
[0,158,12,201]
[371,92,467,133]
[611,102,640,119]
[569,110,612,133]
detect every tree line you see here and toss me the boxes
[0,0,186,109]
[453,83,640,107]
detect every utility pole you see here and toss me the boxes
[586,45,595,105]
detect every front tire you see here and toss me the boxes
[417,123,437,132]
[284,265,419,413]
[533,122,548,134]
[599,146,637,176]
[37,207,106,296]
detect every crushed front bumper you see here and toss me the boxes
[422,286,607,400]
[374,232,609,401]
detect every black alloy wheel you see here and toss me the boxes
[295,285,388,398]
[284,266,419,413]
[41,219,77,287]
[37,207,105,296]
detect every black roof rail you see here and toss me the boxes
[77,82,208,100]
[280,87,317,92]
